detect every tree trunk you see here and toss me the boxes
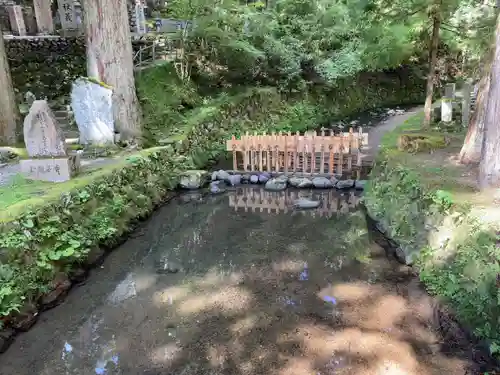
[459,62,490,164]
[0,29,20,145]
[479,13,500,189]
[423,1,441,129]
[82,0,142,142]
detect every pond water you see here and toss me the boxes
[0,186,485,375]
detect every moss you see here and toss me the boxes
[364,110,500,356]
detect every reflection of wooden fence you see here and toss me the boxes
[228,188,361,217]
[226,128,368,176]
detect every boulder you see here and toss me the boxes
[241,174,251,184]
[265,178,287,191]
[179,170,208,189]
[250,175,259,184]
[312,176,334,188]
[209,181,226,194]
[71,78,114,145]
[227,174,242,186]
[292,177,313,188]
[214,169,231,181]
[355,180,367,190]
[336,179,354,190]
[258,173,270,183]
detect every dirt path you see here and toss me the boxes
[360,106,423,161]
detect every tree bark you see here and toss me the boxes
[459,61,490,164]
[423,1,441,129]
[479,13,500,189]
[82,0,142,142]
[0,29,20,145]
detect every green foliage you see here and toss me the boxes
[366,110,500,356]
[419,227,500,355]
[0,149,187,318]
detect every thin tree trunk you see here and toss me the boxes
[82,0,142,143]
[479,13,500,189]
[0,29,20,145]
[423,1,441,129]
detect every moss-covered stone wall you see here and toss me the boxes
[5,36,154,103]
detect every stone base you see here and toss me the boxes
[20,156,81,182]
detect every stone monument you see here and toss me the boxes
[71,78,115,145]
[441,83,455,123]
[20,100,81,182]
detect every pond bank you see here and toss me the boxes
[363,111,500,367]
[0,186,492,374]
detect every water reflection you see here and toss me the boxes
[228,186,361,217]
[59,314,120,375]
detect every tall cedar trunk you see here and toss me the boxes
[459,59,490,164]
[479,13,500,189]
[82,0,142,142]
[0,29,20,145]
[423,1,441,128]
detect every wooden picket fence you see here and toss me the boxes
[228,188,361,218]
[226,128,368,177]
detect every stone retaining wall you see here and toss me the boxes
[5,36,155,103]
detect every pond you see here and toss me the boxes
[0,186,486,374]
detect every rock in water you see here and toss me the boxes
[210,181,225,194]
[179,170,208,189]
[215,169,231,181]
[258,173,270,183]
[275,175,289,183]
[211,171,218,181]
[228,174,242,186]
[23,100,67,157]
[294,198,321,209]
[265,178,287,191]
[288,176,301,187]
[241,174,251,184]
[355,180,367,190]
[71,78,114,145]
[336,179,354,189]
[250,175,259,184]
[312,176,334,188]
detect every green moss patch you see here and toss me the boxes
[364,110,500,357]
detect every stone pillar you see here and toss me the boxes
[57,0,78,32]
[441,83,455,123]
[23,7,38,34]
[134,0,146,35]
[461,81,473,128]
[33,0,54,34]
[7,5,26,36]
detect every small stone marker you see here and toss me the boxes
[57,0,78,31]
[23,100,67,157]
[7,5,27,36]
[71,78,115,145]
[33,0,54,34]
[21,100,80,182]
[441,83,455,123]
[20,157,78,183]
[135,0,146,35]
[462,81,473,128]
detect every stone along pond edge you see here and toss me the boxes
[362,112,500,368]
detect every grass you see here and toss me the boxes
[0,146,169,222]
[378,111,478,197]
